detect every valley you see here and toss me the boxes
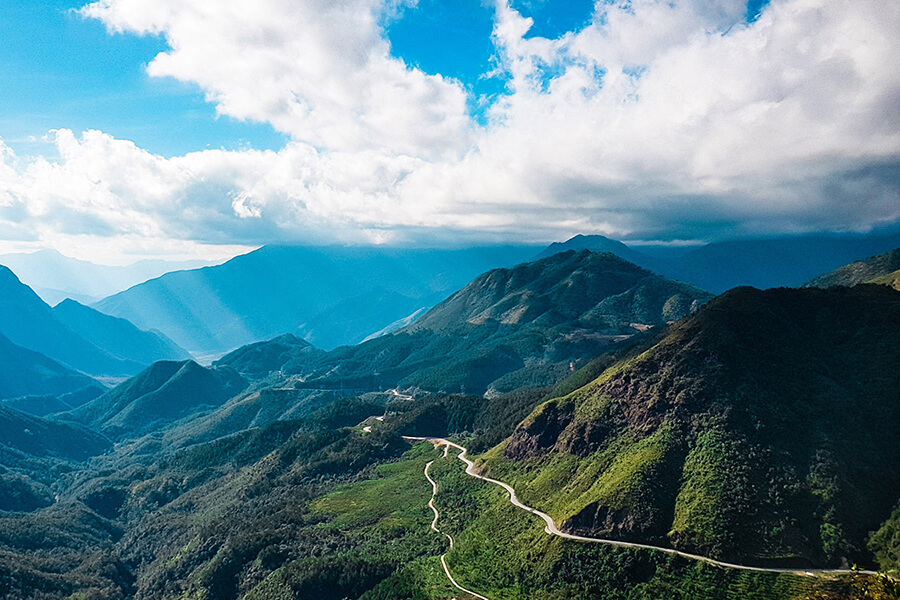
[0,243,898,600]
[3,2,899,597]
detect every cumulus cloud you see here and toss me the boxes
[80,0,472,159]
[0,0,897,260]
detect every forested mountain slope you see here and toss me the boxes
[482,284,900,569]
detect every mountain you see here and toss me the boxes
[870,269,900,290]
[2,382,106,418]
[664,234,900,292]
[482,284,900,568]
[217,251,712,396]
[0,405,111,462]
[0,332,99,400]
[214,333,318,379]
[804,248,900,288]
[0,265,140,376]
[540,232,900,293]
[1,387,105,418]
[0,286,888,599]
[52,299,190,365]
[61,360,248,438]
[92,245,538,355]
[409,250,707,333]
[534,234,661,268]
[0,249,217,305]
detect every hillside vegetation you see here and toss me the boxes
[61,361,247,438]
[0,252,898,599]
[869,269,900,291]
[481,285,900,569]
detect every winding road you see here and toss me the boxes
[405,435,882,581]
[424,445,491,600]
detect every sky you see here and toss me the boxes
[0,0,898,264]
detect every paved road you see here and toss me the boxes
[423,447,491,600]
[405,436,882,579]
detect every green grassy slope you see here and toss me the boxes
[869,269,900,291]
[417,442,873,600]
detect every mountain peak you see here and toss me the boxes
[408,249,706,335]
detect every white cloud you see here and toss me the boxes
[0,0,897,260]
[80,0,472,159]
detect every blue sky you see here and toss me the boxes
[3,0,599,156]
[1,0,769,156]
[0,1,286,157]
[0,0,895,263]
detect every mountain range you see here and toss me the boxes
[543,232,900,293]
[0,249,217,305]
[61,360,247,439]
[0,332,98,401]
[214,250,713,396]
[0,243,897,599]
[93,245,539,356]
[804,247,900,288]
[0,265,190,379]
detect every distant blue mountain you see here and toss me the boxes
[2,385,105,418]
[53,299,190,364]
[0,265,139,376]
[0,332,99,401]
[93,245,539,355]
[0,265,190,377]
[0,249,215,305]
[540,232,900,293]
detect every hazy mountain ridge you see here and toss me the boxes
[0,332,99,401]
[216,251,712,396]
[0,265,143,376]
[53,299,191,364]
[0,265,188,378]
[482,284,900,568]
[0,249,216,305]
[92,245,539,355]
